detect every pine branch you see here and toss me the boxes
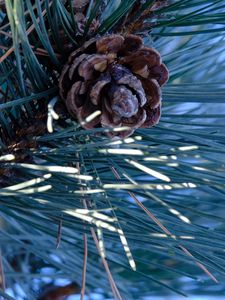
[1,1,225,299]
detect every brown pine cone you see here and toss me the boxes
[59,34,169,137]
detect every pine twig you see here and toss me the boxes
[80,233,88,300]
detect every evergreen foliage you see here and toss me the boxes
[0,1,225,299]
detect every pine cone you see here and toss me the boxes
[59,34,169,137]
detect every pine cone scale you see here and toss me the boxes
[68,53,88,80]
[121,34,143,53]
[142,79,162,109]
[65,81,83,117]
[123,109,147,128]
[149,63,169,86]
[101,101,122,127]
[109,84,139,118]
[59,34,169,137]
[78,54,108,80]
[90,73,111,105]
[143,105,161,127]
[112,65,147,107]
[96,35,125,54]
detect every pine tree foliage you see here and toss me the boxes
[0,1,225,299]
